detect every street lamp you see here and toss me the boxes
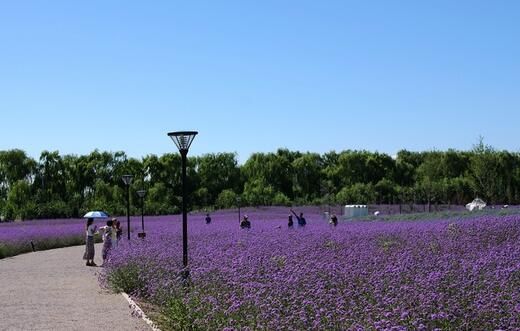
[237,196,241,224]
[122,174,133,240]
[167,131,197,273]
[136,190,146,238]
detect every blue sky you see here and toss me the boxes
[0,1,518,162]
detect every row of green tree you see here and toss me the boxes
[1,139,519,220]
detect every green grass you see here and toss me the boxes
[349,207,520,222]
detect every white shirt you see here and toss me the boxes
[86,224,97,237]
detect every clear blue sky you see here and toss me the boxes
[0,1,518,162]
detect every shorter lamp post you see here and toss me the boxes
[136,189,146,238]
[122,174,133,240]
[237,196,241,224]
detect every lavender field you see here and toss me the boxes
[0,219,86,258]
[99,208,519,330]
[0,216,143,258]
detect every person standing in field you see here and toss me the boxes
[83,218,97,267]
[115,220,122,242]
[205,213,212,224]
[100,219,114,265]
[111,218,118,247]
[240,215,251,229]
[290,209,306,227]
[330,214,338,227]
[288,214,294,228]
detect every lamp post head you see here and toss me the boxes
[167,131,198,154]
[136,190,146,198]
[122,174,133,186]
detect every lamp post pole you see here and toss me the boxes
[237,196,241,224]
[180,149,188,267]
[127,185,130,240]
[168,131,197,274]
[122,175,133,240]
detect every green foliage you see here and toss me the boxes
[197,153,240,205]
[215,189,237,209]
[162,297,199,331]
[272,192,291,206]
[336,183,376,204]
[146,182,179,215]
[107,262,146,293]
[36,199,72,218]
[0,139,519,219]
[243,178,275,206]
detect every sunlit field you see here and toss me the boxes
[97,207,520,330]
[1,207,518,329]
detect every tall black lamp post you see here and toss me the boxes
[237,196,241,224]
[122,174,133,240]
[137,189,146,238]
[167,131,198,271]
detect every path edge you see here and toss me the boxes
[121,292,162,331]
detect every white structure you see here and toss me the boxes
[323,211,330,221]
[344,205,368,218]
[465,198,487,211]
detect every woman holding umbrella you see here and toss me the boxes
[82,211,109,267]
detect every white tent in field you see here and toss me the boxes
[344,205,368,218]
[466,198,487,211]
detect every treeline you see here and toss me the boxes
[1,140,519,220]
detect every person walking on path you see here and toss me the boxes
[83,218,97,266]
[290,209,306,227]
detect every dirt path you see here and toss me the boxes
[0,244,150,331]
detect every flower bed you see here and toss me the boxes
[101,209,520,330]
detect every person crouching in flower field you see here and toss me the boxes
[99,219,114,266]
[83,218,97,266]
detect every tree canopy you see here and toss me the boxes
[1,143,519,220]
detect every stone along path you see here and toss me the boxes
[0,244,150,331]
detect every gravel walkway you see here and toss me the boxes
[0,244,150,331]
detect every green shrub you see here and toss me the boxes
[107,262,146,294]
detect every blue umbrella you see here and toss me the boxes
[83,211,110,218]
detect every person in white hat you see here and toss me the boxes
[240,214,251,229]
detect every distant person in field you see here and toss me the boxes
[100,219,114,266]
[288,214,294,228]
[111,218,119,247]
[83,218,97,267]
[330,214,338,227]
[290,209,306,227]
[240,215,251,229]
[205,213,212,224]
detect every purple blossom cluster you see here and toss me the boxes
[102,208,520,330]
